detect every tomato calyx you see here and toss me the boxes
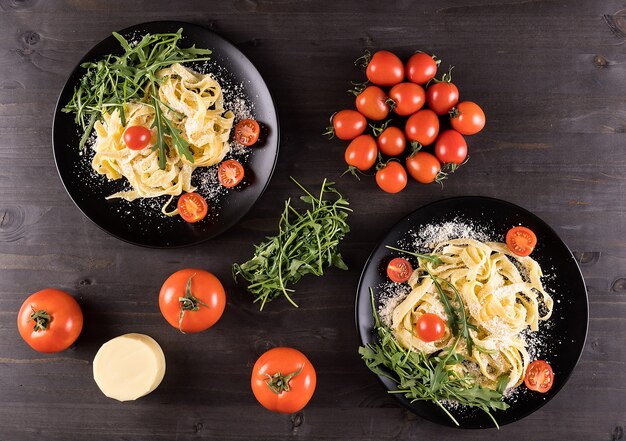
[29,306,52,332]
[264,365,304,394]
[430,65,455,84]
[323,112,338,139]
[354,50,373,69]
[409,140,423,154]
[448,106,460,119]
[177,275,209,333]
[348,80,369,96]
[370,120,391,137]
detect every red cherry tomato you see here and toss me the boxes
[377,126,406,157]
[506,226,537,257]
[218,159,245,188]
[345,135,378,171]
[375,161,407,194]
[434,130,467,165]
[177,192,208,223]
[427,81,459,115]
[416,313,446,342]
[330,110,367,140]
[366,50,404,86]
[406,151,441,184]
[405,52,438,85]
[234,119,260,146]
[355,86,390,121]
[405,109,439,146]
[388,82,426,116]
[123,125,151,150]
[450,101,486,135]
[387,257,413,283]
[524,360,554,393]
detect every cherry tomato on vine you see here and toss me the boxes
[377,126,406,156]
[405,52,438,85]
[405,109,439,146]
[365,50,404,86]
[524,360,554,393]
[388,82,425,116]
[123,125,152,150]
[416,313,446,342]
[406,151,441,184]
[218,159,245,188]
[355,86,390,121]
[251,347,316,414]
[427,81,459,115]
[328,110,367,140]
[345,135,377,171]
[178,193,208,223]
[450,101,486,135]
[376,161,407,194]
[159,269,226,333]
[434,130,467,165]
[387,257,413,283]
[17,289,83,353]
[234,119,260,146]
[506,226,537,257]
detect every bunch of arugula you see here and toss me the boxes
[62,28,211,169]
[232,178,351,310]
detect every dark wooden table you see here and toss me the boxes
[1,1,625,440]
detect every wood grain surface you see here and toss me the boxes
[0,0,625,440]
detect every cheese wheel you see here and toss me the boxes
[93,333,166,402]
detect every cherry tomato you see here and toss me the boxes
[345,135,377,171]
[524,360,554,393]
[406,151,441,184]
[123,125,151,150]
[17,289,83,353]
[434,130,467,165]
[450,101,486,135]
[365,50,404,86]
[405,52,438,85]
[251,347,316,414]
[377,126,406,157]
[426,81,459,115]
[387,257,413,283]
[235,119,260,146]
[159,269,226,333]
[177,192,208,223]
[416,313,446,342]
[329,110,367,140]
[376,161,407,194]
[405,109,439,146]
[389,82,426,116]
[506,226,537,257]
[355,86,390,121]
[218,159,245,188]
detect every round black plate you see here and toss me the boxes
[52,21,279,247]
[355,196,588,428]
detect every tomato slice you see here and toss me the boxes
[123,125,151,150]
[218,160,245,188]
[415,313,446,342]
[177,193,208,223]
[506,226,537,256]
[235,119,260,146]
[386,257,413,283]
[524,360,554,393]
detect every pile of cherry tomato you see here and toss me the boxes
[327,50,486,193]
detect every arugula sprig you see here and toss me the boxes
[62,28,211,168]
[232,177,351,310]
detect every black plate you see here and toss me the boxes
[355,196,588,428]
[52,21,279,247]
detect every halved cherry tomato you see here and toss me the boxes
[524,360,554,393]
[377,126,406,156]
[405,52,438,85]
[416,313,446,342]
[329,110,367,140]
[345,135,377,171]
[434,130,467,165]
[123,125,151,150]
[506,226,537,257]
[356,86,390,121]
[177,192,208,223]
[450,101,486,135]
[405,109,439,146]
[406,151,441,184]
[427,81,459,115]
[17,289,83,353]
[389,82,425,116]
[375,161,407,194]
[218,159,245,188]
[235,119,260,146]
[365,50,404,86]
[387,257,413,283]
